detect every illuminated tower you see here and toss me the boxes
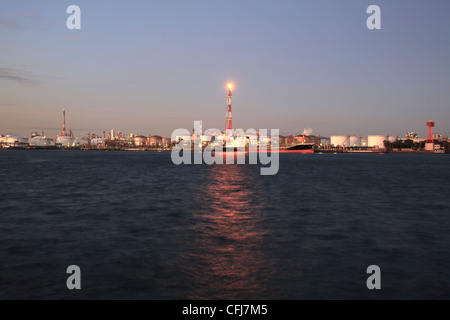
[426,121,435,144]
[225,84,232,133]
[61,109,67,137]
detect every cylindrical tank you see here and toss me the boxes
[349,136,361,147]
[368,135,387,148]
[1,134,29,146]
[361,138,369,147]
[330,136,349,147]
[29,136,55,147]
[56,136,75,147]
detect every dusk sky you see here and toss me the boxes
[1,0,449,138]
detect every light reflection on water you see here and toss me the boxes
[181,164,273,299]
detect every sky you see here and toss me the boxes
[1,0,449,138]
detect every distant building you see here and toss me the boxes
[133,136,147,147]
[148,135,163,147]
[320,137,331,146]
[91,138,107,147]
[161,137,171,148]
[293,134,320,145]
[285,135,294,146]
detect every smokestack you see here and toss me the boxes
[225,84,232,133]
[61,109,67,136]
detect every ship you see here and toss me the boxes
[284,144,315,153]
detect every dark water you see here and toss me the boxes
[0,150,449,299]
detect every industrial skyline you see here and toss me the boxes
[1,104,447,154]
[1,92,447,145]
[1,1,450,138]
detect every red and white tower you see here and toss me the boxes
[61,109,67,137]
[225,84,232,133]
[426,120,435,144]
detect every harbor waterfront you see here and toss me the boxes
[0,150,449,299]
[1,115,449,154]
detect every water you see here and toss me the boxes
[0,150,449,299]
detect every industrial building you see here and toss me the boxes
[91,138,107,147]
[148,135,163,147]
[161,137,171,148]
[133,136,147,147]
[293,134,320,145]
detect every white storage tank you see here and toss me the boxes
[56,136,75,147]
[1,134,29,146]
[361,138,369,147]
[330,136,349,148]
[368,135,387,149]
[29,136,55,147]
[349,136,361,147]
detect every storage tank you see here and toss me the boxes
[330,136,349,147]
[29,136,55,147]
[361,138,369,147]
[349,136,361,147]
[1,134,29,146]
[368,135,387,149]
[56,136,75,147]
